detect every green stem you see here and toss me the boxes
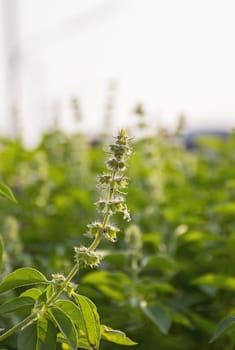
[88,171,116,252]
[0,311,38,342]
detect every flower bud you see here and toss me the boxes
[86,221,103,237]
[108,197,125,213]
[51,274,66,292]
[103,224,120,242]
[116,129,129,145]
[115,176,128,188]
[123,205,131,222]
[109,144,127,160]
[97,174,112,185]
[106,158,119,171]
[95,200,107,213]
[51,273,66,285]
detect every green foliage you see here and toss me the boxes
[17,319,57,350]
[49,307,78,348]
[0,126,235,348]
[0,237,4,271]
[140,301,171,335]
[0,130,135,350]
[101,325,137,346]
[0,296,34,314]
[0,268,48,293]
[0,183,17,203]
[72,294,101,349]
[210,316,235,343]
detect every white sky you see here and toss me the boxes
[1,0,235,144]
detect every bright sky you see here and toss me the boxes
[1,0,235,144]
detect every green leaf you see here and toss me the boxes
[55,299,92,348]
[82,271,131,287]
[0,236,4,271]
[213,203,235,215]
[210,316,235,343]
[0,296,34,314]
[179,231,222,243]
[172,312,192,329]
[0,183,17,203]
[36,317,57,350]
[57,333,93,350]
[49,306,78,349]
[18,322,37,350]
[57,332,90,350]
[46,284,54,299]
[101,325,137,346]
[77,337,91,349]
[82,271,130,300]
[135,280,175,294]
[73,293,100,349]
[142,233,161,249]
[103,251,128,269]
[20,287,43,300]
[134,277,175,299]
[189,312,216,335]
[140,301,171,334]
[55,299,86,336]
[17,318,57,350]
[142,254,175,271]
[192,274,235,291]
[0,267,49,294]
[37,288,49,306]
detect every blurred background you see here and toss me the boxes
[1,0,235,145]
[2,2,235,349]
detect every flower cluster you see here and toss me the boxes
[85,222,120,242]
[51,273,77,294]
[95,129,132,223]
[74,246,102,268]
[106,131,132,171]
[51,273,66,284]
[74,129,132,267]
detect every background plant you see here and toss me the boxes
[0,123,235,349]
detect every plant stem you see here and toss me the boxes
[0,311,38,342]
[88,171,116,252]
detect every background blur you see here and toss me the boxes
[2,2,235,349]
[1,0,235,145]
